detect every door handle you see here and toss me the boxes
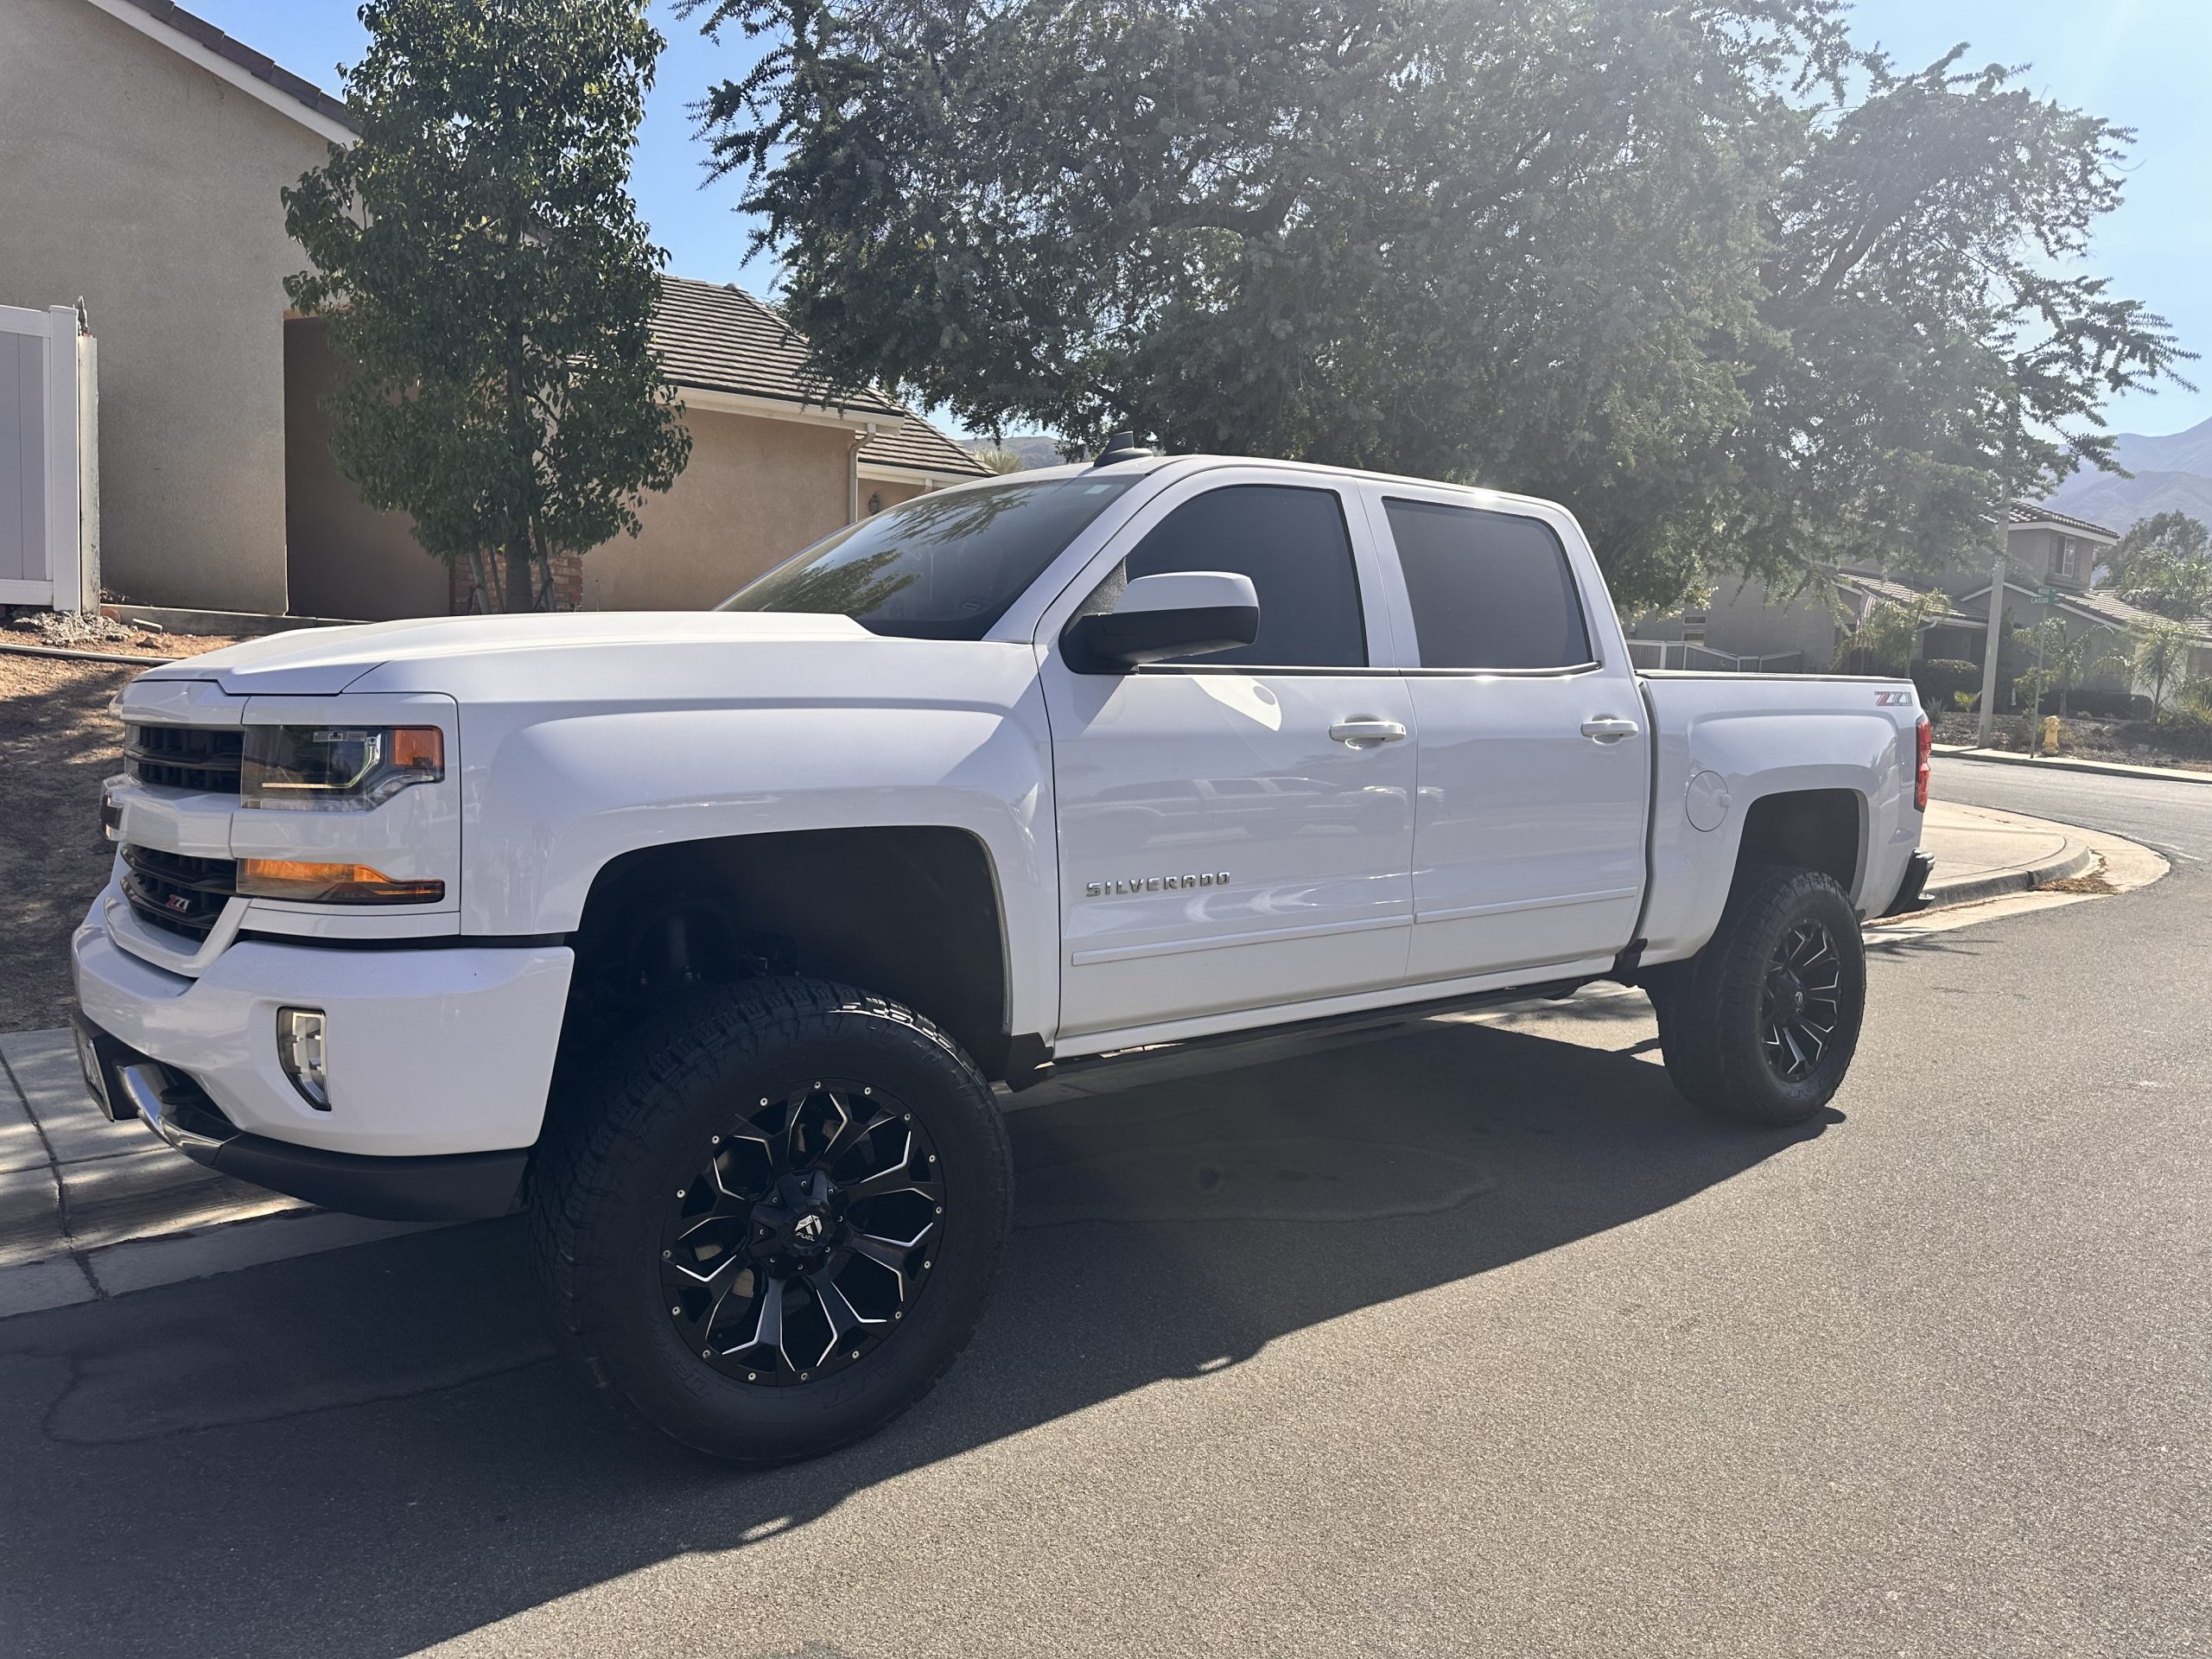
[1330,717,1408,747]
[1580,715,1641,743]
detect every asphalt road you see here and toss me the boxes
[2,765,2206,1657]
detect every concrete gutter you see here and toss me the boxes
[1934,743,2212,788]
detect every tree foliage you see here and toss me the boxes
[685,0,2189,611]
[1851,590,1950,676]
[2108,512,2212,621]
[2126,615,2198,712]
[286,0,690,612]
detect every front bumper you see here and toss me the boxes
[73,893,573,1164]
[71,1014,529,1222]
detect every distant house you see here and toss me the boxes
[1945,505,2212,699]
[1627,568,1981,675]
[1629,501,2212,696]
[0,0,983,620]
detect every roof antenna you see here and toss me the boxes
[1090,429,1156,467]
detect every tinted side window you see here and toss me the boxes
[1119,485,1367,668]
[1384,500,1592,671]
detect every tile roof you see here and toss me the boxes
[111,0,360,133]
[1966,576,2212,643]
[1835,569,1978,628]
[652,277,900,416]
[652,277,986,478]
[857,416,992,478]
[2009,500,2119,541]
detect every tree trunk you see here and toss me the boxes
[503,541,533,614]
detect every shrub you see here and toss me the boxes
[1911,658,1980,710]
[2054,688,2153,721]
[2145,705,2212,759]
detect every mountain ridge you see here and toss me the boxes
[2046,412,2212,532]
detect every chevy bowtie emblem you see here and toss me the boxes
[793,1214,825,1243]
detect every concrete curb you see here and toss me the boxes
[0,640,176,666]
[1917,842,2098,912]
[1934,745,2212,787]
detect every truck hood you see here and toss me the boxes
[142,612,886,696]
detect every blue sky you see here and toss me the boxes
[190,0,2209,437]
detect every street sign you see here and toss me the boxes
[2037,584,2059,605]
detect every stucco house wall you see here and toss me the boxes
[0,0,331,613]
[1699,575,1844,670]
[582,407,856,613]
[282,317,449,620]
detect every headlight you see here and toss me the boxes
[240,726,443,810]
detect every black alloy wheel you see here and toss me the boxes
[1650,864,1866,1127]
[664,1080,943,1385]
[1759,920,1844,1084]
[531,978,1013,1463]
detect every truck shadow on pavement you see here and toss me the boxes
[0,1013,1833,1657]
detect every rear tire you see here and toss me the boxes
[1655,865,1866,1126]
[530,977,1012,1463]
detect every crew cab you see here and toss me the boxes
[73,444,1932,1461]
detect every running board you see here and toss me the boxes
[1001,976,1593,1092]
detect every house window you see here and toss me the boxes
[2056,536,2077,577]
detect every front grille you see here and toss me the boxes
[120,844,237,943]
[125,724,243,793]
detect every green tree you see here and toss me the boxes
[2010,616,2116,720]
[2111,512,2212,622]
[1851,590,1951,676]
[285,0,690,612]
[2126,615,2198,713]
[968,448,1027,475]
[2105,511,2209,592]
[683,0,2188,612]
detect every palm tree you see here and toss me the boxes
[1852,591,1949,676]
[2126,616,2198,713]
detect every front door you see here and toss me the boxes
[1363,490,1651,982]
[1040,475,1417,1045]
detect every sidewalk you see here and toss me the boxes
[0,798,2142,1319]
[1915,799,2096,908]
[1934,742,2212,787]
[0,1030,428,1317]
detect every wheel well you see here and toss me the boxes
[1735,789,1862,898]
[563,827,1011,1079]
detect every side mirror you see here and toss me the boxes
[1062,571,1260,673]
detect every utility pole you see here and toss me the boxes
[1975,550,2007,748]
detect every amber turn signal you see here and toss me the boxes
[237,859,445,904]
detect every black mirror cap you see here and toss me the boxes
[1063,604,1260,673]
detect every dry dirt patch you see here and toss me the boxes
[0,637,237,1031]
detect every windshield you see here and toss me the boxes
[718,474,1141,639]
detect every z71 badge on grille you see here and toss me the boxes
[1085,871,1232,897]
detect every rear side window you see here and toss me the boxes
[1383,499,1592,671]
[1116,484,1367,668]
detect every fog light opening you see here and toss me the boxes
[277,1007,332,1110]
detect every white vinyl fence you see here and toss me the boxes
[0,302,98,613]
[1625,639,1805,674]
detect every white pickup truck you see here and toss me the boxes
[73,442,1932,1461]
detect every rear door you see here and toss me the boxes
[1038,470,1417,1044]
[1360,486,1650,982]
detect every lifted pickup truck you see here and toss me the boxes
[74,444,1931,1461]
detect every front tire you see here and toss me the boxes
[531,978,1013,1462]
[1655,866,1866,1126]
